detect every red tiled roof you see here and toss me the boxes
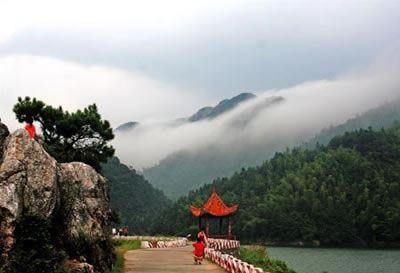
[190,190,238,217]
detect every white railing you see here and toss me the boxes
[141,238,188,248]
[113,235,181,241]
[205,239,272,273]
[205,247,270,273]
[113,235,188,249]
[207,238,240,250]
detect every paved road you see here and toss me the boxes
[124,246,225,273]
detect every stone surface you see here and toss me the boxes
[124,246,225,273]
[59,162,111,239]
[0,124,112,271]
[64,259,95,273]
[0,129,58,259]
[0,121,9,159]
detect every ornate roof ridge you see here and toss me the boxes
[190,190,238,217]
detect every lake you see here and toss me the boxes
[267,246,400,273]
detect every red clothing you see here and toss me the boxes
[193,242,205,257]
[25,124,36,139]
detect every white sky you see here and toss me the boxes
[0,0,399,132]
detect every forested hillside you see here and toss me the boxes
[145,98,400,199]
[101,157,171,234]
[307,98,400,147]
[151,123,400,246]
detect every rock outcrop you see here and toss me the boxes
[59,162,111,239]
[0,121,9,156]
[0,122,112,272]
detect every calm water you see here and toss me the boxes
[267,247,400,273]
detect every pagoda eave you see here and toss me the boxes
[189,191,238,218]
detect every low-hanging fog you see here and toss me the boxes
[114,55,400,170]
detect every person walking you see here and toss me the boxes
[192,237,205,265]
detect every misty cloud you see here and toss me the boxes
[0,55,209,130]
[114,55,400,169]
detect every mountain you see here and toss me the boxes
[307,98,400,147]
[145,98,400,199]
[115,93,257,133]
[151,123,400,246]
[101,157,171,234]
[188,92,256,122]
[144,96,284,199]
[115,121,140,132]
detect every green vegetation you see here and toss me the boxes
[306,98,400,148]
[101,157,171,234]
[145,98,400,199]
[62,232,115,273]
[3,210,115,273]
[240,246,296,273]
[13,96,114,170]
[109,240,141,273]
[151,123,400,246]
[5,210,67,273]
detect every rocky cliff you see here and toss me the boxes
[0,122,112,272]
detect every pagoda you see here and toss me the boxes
[190,188,238,239]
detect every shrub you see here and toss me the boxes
[63,232,115,273]
[240,246,296,273]
[6,210,67,273]
[109,240,140,273]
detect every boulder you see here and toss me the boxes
[0,126,112,271]
[0,129,58,259]
[64,259,94,273]
[59,162,111,239]
[0,121,9,161]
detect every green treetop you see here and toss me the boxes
[13,96,115,170]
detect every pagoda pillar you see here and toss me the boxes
[205,217,210,236]
[198,216,202,230]
[228,217,232,237]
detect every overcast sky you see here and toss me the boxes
[0,0,399,130]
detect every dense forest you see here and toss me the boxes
[145,98,400,199]
[151,123,400,246]
[101,157,171,234]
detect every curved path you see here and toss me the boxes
[124,246,225,273]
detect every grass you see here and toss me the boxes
[108,240,141,273]
[240,246,297,273]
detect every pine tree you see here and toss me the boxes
[13,96,114,170]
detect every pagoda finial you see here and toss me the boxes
[212,185,217,193]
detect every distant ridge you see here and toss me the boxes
[306,97,400,147]
[115,121,140,132]
[188,92,256,122]
[115,92,257,132]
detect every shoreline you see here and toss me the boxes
[242,241,400,250]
